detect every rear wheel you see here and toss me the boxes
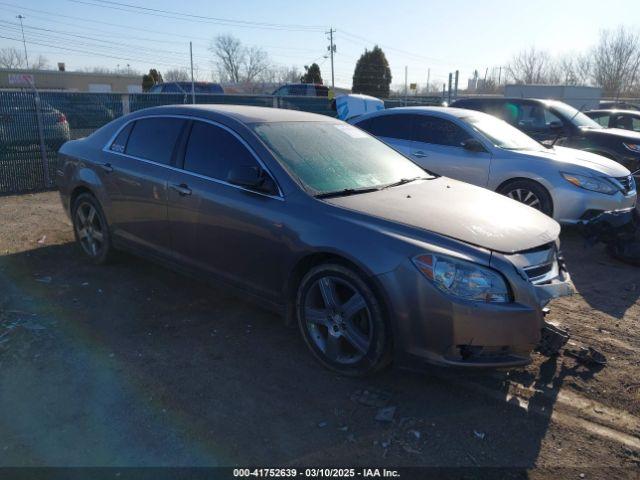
[296,263,392,376]
[72,193,114,264]
[498,179,553,217]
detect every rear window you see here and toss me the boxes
[125,117,186,165]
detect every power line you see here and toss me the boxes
[68,0,326,32]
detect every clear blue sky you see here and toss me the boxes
[1,0,638,89]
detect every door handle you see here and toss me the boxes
[170,183,192,196]
[412,151,428,158]
[99,162,114,173]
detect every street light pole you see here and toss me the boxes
[16,14,29,69]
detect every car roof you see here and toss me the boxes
[127,104,337,124]
[355,106,487,121]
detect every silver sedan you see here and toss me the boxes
[351,107,637,223]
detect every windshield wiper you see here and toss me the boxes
[315,186,381,199]
[381,176,429,189]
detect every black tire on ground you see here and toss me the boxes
[296,263,392,376]
[71,192,115,264]
[498,179,553,217]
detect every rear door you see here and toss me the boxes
[410,115,491,186]
[104,116,188,256]
[358,114,415,156]
[166,120,287,301]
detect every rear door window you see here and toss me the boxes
[362,114,413,141]
[413,115,467,147]
[125,117,186,165]
[183,121,260,181]
[590,114,611,127]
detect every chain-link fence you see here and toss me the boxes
[0,90,443,195]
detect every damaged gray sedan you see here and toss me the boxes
[56,105,573,376]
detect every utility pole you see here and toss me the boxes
[404,66,408,105]
[326,28,336,90]
[16,15,29,69]
[447,72,452,104]
[498,66,502,86]
[190,41,195,105]
[454,70,459,100]
[426,68,430,94]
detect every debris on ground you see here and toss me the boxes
[36,235,46,244]
[375,406,396,423]
[317,421,328,428]
[473,430,486,439]
[537,322,570,356]
[35,276,52,284]
[565,346,607,367]
[351,387,392,407]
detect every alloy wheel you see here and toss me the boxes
[303,275,373,365]
[75,202,105,257]
[507,188,542,210]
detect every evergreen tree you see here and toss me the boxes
[301,63,323,84]
[352,46,392,97]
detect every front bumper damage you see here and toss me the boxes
[380,247,574,369]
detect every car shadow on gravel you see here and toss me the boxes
[0,242,604,468]
[560,229,639,319]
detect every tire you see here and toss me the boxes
[296,263,392,376]
[498,179,553,217]
[71,193,115,264]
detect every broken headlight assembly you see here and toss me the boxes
[412,254,511,303]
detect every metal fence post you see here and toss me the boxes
[121,94,130,115]
[32,89,51,188]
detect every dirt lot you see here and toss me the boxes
[1,191,639,477]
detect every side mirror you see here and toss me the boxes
[549,120,564,131]
[227,165,277,195]
[461,138,485,152]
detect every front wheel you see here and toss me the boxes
[296,263,392,376]
[498,180,553,217]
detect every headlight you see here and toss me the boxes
[561,172,618,195]
[412,254,511,303]
[623,143,640,154]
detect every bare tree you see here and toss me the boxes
[164,68,190,82]
[0,48,49,69]
[211,34,244,83]
[244,46,269,83]
[0,47,24,68]
[507,47,554,84]
[210,34,272,84]
[591,26,640,97]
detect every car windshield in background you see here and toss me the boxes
[464,115,545,151]
[550,102,603,129]
[252,122,430,196]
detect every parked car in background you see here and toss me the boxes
[599,100,639,111]
[586,109,640,132]
[148,82,224,94]
[351,107,636,223]
[46,94,116,130]
[450,98,640,178]
[56,105,572,374]
[1,101,70,150]
[272,83,329,97]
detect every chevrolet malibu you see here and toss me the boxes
[56,105,572,376]
[351,107,636,223]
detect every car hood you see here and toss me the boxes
[582,126,640,142]
[325,177,560,253]
[521,145,630,177]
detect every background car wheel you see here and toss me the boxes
[72,193,114,264]
[498,180,553,217]
[296,263,392,376]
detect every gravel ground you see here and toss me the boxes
[0,191,639,478]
